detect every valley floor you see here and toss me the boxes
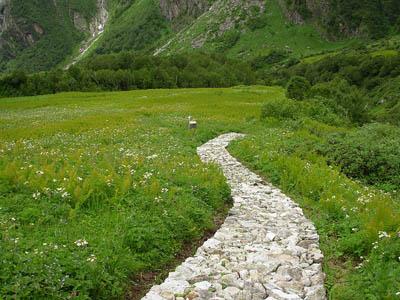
[0,87,399,299]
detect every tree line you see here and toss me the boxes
[0,52,258,97]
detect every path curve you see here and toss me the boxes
[142,133,326,300]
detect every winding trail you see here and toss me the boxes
[142,133,326,300]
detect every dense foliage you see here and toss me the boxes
[266,49,400,125]
[95,0,169,54]
[285,0,400,38]
[323,123,400,191]
[0,0,97,72]
[0,53,256,97]
[285,76,311,100]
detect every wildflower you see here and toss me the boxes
[77,177,83,181]
[36,170,44,176]
[32,192,41,199]
[87,254,97,263]
[161,187,169,193]
[74,239,88,247]
[352,228,358,232]
[61,192,70,199]
[355,262,363,269]
[378,231,390,239]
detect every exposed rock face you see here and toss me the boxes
[0,0,108,71]
[73,0,108,35]
[142,133,326,300]
[278,0,329,25]
[0,0,8,31]
[159,0,211,21]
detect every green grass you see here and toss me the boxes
[1,86,399,299]
[229,119,400,299]
[0,87,272,298]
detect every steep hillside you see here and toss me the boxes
[280,0,400,39]
[1,0,399,72]
[154,0,351,58]
[0,0,106,72]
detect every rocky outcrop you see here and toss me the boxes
[278,0,329,25]
[72,0,108,36]
[159,0,211,21]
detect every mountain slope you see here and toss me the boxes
[1,0,399,73]
[0,0,106,72]
[154,0,351,58]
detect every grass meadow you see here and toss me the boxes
[1,86,399,299]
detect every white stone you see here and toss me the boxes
[141,133,326,300]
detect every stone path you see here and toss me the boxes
[142,133,326,300]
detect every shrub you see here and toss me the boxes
[286,76,311,100]
[323,123,400,190]
[261,98,300,120]
[311,78,370,124]
[261,97,345,126]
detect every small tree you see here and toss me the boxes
[286,76,311,100]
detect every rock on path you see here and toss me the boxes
[142,133,326,300]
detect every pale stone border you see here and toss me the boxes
[142,133,326,300]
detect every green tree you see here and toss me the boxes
[286,76,311,100]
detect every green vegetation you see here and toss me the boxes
[285,76,311,100]
[0,0,98,72]
[1,85,399,299]
[160,0,353,59]
[0,87,278,298]
[288,0,400,39]
[95,0,169,54]
[230,96,400,299]
[0,53,256,97]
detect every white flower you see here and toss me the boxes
[87,254,97,263]
[146,154,158,160]
[77,177,83,181]
[74,239,88,247]
[378,231,390,239]
[36,170,44,176]
[32,192,41,199]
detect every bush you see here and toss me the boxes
[286,76,311,100]
[261,97,345,126]
[323,123,400,190]
[311,78,370,124]
[261,98,299,120]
